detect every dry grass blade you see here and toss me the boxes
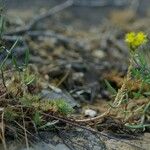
[21,107,29,150]
[0,110,7,150]
[41,112,145,150]
[56,67,71,87]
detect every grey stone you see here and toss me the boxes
[31,128,106,150]
[41,89,80,108]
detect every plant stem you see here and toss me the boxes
[113,58,133,107]
[0,39,18,88]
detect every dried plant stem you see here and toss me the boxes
[75,59,133,123]
[1,70,6,88]
[0,111,7,150]
[43,113,144,149]
[113,59,133,107]
[21,107,29,150]
[56,68,70,87]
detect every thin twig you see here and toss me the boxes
[0,91,7,99]
[0,111,7,150]
[56,67,71,87]
[14,121,55,150]
[41,113,144,150]
[21,107,29,150]
[1,70,6,89]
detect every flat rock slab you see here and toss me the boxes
[0,128,106,150]
[27,128,106,150]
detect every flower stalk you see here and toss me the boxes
[114,32,148,107]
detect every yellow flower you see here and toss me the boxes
[134,32,148,47]
[125,32,136,44]
[125,32,148,50]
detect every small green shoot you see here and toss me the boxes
[33,111,43,126]
[104,79,117,95]
[125,123,150,131]
[54,99,74,115]
[24,48,30,67]
[0,39,18,87]
[4,108,19,121]
[12,55,20,71]
[39,120,59,129]
[0,15,4,38]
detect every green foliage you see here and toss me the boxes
[0,39,18,88]
[125,44,150,129]
[4,107,19,121]
[0,15,4,38]
[24,48,30,67]
[33,111,43,126]
[12,55,19,70]
[37,99,74,115]
[104,79,117,95]
[125,123,150,131]
[23,70,36,85]
[20,93,73,116]
[53,99,74,115]
[20,94,40,107]
[106,34,150,130]
[0,13,74,143]
[39,120,58,130]
[132,49,150,98]
[11,47,30,72]
[0,40,18,69]
[132,52,150,81]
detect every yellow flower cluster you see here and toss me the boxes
[125,32,148,50]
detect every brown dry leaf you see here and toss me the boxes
[127,98,149,110]
[105,71,145,91]
[6,75,25,97]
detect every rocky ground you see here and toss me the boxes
[0,0,150,150]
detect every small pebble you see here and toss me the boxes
[72,72,84,80]
[92,50,105,59]
[84,109,97,117]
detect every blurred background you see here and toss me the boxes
[2,0,149,69]
[3,0,150,28]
